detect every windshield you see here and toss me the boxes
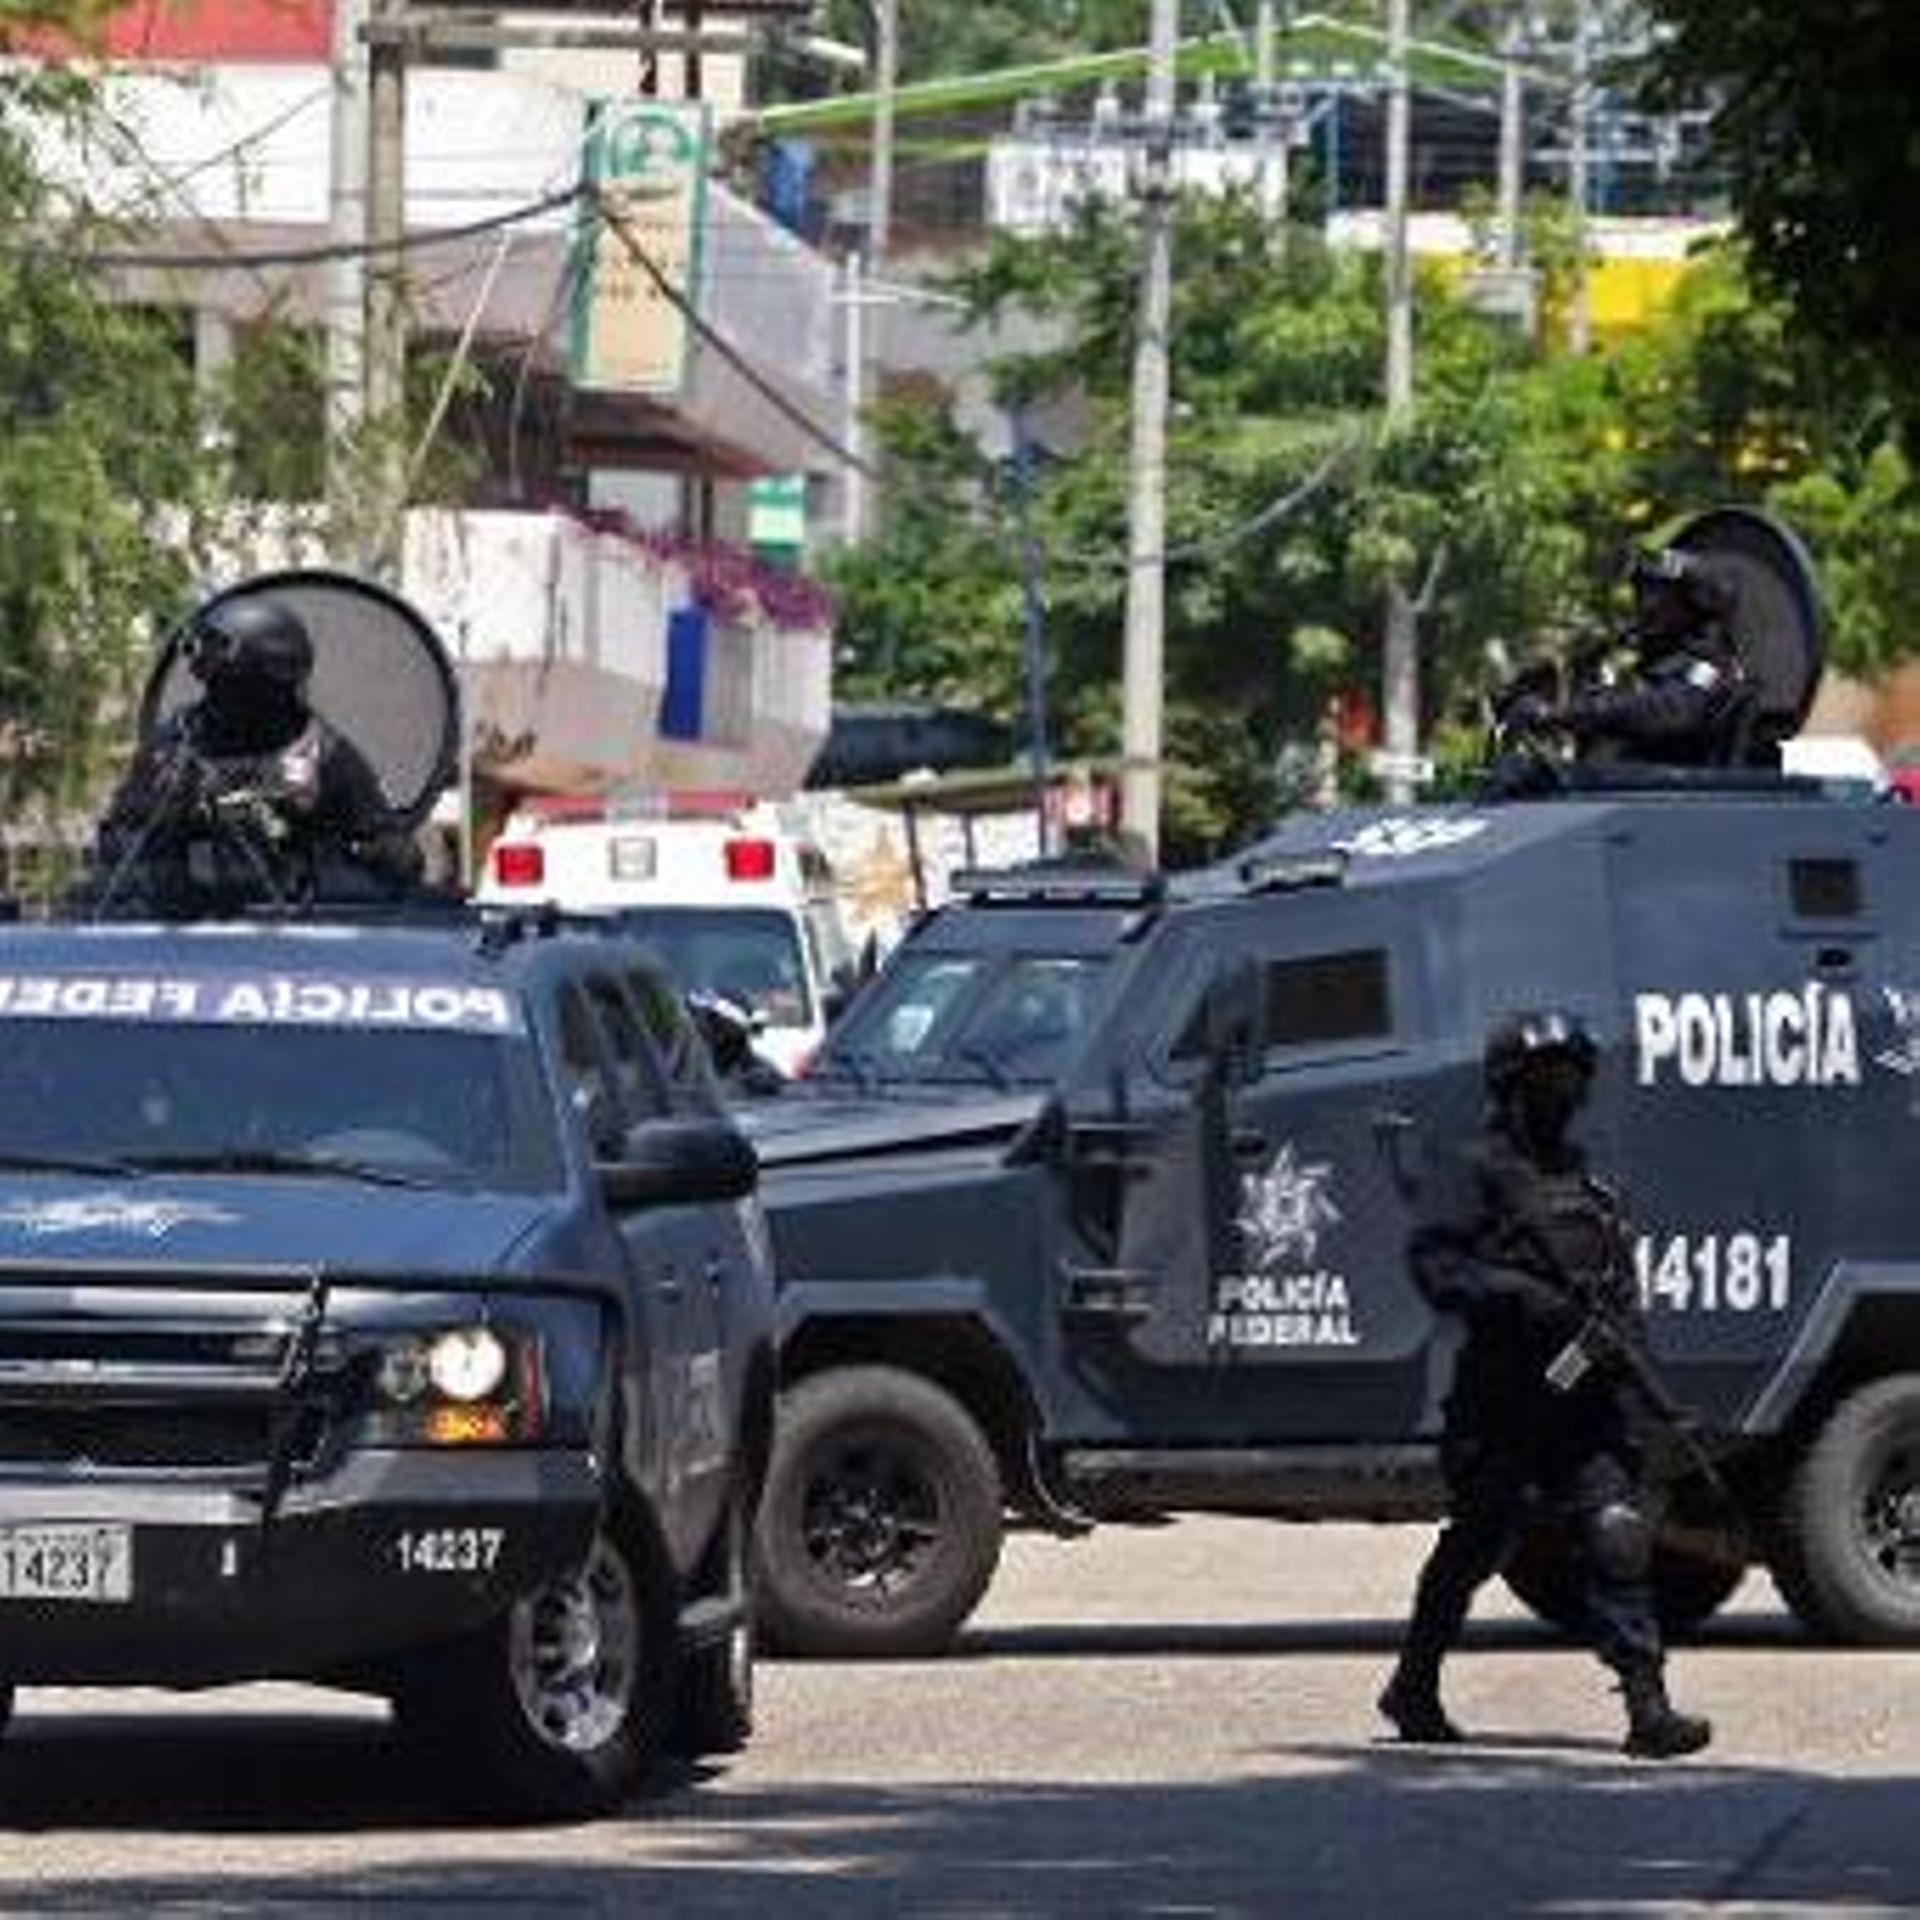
[818,951,1114,1086]
[616,907,814,1030]
[0,1018,563,1193]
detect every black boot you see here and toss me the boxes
[1620,1665,1712,1759]
[1378,1667,1465,1745]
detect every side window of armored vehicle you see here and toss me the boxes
[556,984,627,1156]
[1263,948,1393,1052]
[1785,856,1862,922]
[584,972,673,1122]
[1168,946,1394,1069]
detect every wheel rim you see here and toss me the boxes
[508,1534,640,1753]
[1859,1436,1920,1591]
[799,1427,946,1607]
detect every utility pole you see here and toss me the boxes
[1496,18,1523,272]
[1255,0,1275,86]
[1011,405,1052,858]
[1568,0,1593,356]
[842,0,898,547]
[841,250,867,543]
[1120,0,1178,864]
[363,0,408,578]
[1379,0,1419,804]
[868,0,898,268]
[325,0,368,546]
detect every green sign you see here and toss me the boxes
[749,474,808,552]
[572,100,711,396]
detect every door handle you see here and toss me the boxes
[656,1268,684,1302]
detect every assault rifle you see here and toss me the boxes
[1506,1205,1747,1541]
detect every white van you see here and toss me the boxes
[477,796,858,1078]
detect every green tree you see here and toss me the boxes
[830,193,1920,861]
[0,75,215,847]
[832,195,1611,857]
[1643,0,1920,432]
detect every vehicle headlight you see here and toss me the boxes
[365,1322,545,1445]
[426,1326,509,1403]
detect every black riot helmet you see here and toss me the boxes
[1485,1009,1597,1097]
[186,595,315,693]
[1628,544,1735,650]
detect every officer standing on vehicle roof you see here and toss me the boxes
[1378,1010,1713,1760]
[91,595,422,913]
[1501,544,1760,771]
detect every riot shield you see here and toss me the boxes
[141,569,460,831]
[1665,505,1826,750]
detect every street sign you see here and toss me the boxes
[572,100,710,396]
[1367,748,1435,785]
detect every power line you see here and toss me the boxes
[1026,430,1362,576]
[94,85,332,224]
[589,190,879,479]
[38,183,586,272]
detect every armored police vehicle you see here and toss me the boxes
[745,509,1920,1659]
[0,573,775,1817]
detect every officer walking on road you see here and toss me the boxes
[1378,1010,1713,1759]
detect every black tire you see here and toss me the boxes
[752,1365,1003,1659]
[1502,1518,1747,1639]
[393,1509,676,1817]
[1772,1374,1920,1643]
[669,1497,754,1757]
[0,1683,13,1741]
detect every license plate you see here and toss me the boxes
[0,1523,132,1603]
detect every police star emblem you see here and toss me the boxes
[1238,1141,1341,1271]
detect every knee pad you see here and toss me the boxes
[1585,1499,1653,1581]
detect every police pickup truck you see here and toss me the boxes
[745,790,1920,1659]
[0,911,773,1815]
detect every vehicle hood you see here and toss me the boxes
[739,1087,1045,1166]
[0,1177,556,1278]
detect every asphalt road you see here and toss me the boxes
[2,1518,1918,1917]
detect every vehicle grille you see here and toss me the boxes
[0,1404,294,1470]
[0,1274,336,1477]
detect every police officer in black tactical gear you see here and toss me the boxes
[1501,544,1760,772]
[90,595,422,915]
[1378,1010,1713,1760]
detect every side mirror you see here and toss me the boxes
[601,1117,759,1210]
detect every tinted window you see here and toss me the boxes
[818,949,1114,1086]
[586,973,671,1121]
[839,954,984,1067]
[0,1018,563,1192]
[557,984,624,1155]
[1265,948,1392,1047]
[623,963,723,1111]
[1789,858,1861,919]
[1172,947,1394,1063]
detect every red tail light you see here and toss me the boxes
[724,837,776,881]
[492,842,545,888]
